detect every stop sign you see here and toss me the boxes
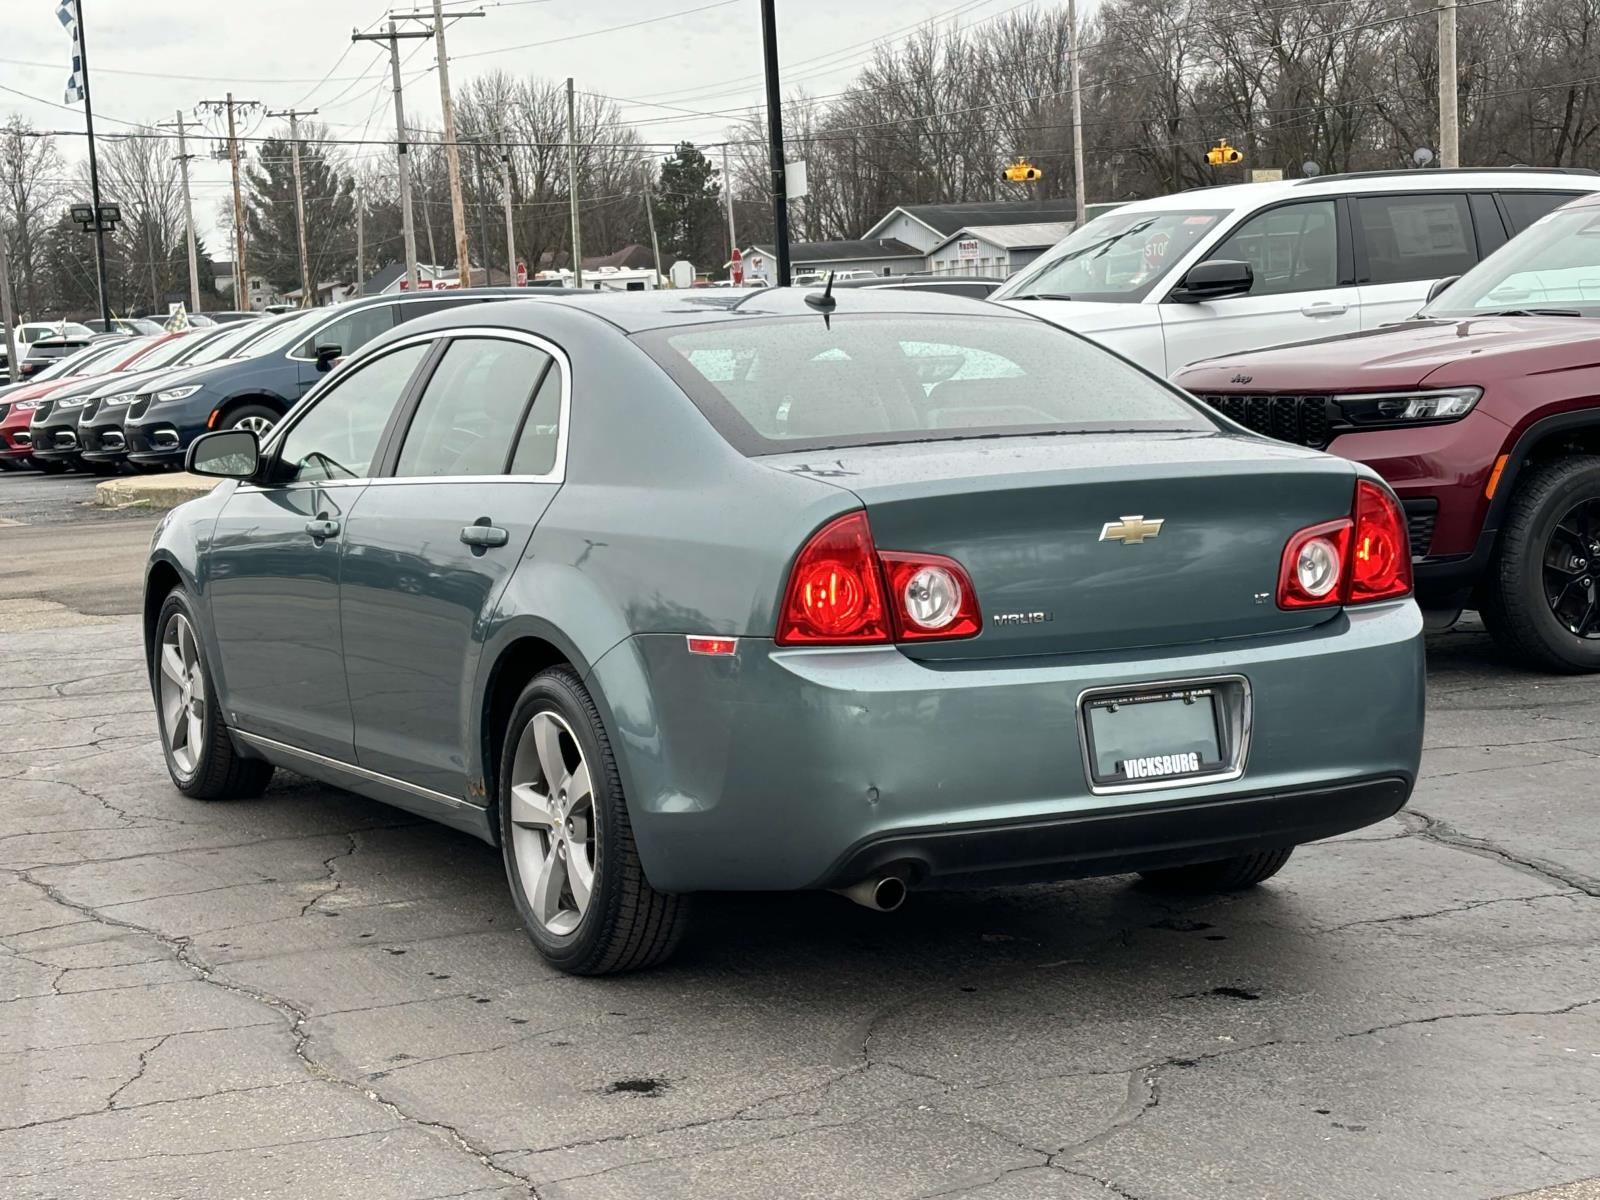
[731,247,743,286]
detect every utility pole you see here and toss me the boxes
[499,153,516,284]
[0,241,19,382]
[199,94,261,307]
[641,164,662,286]
[159,110,203,314]
[355,185,365,295]
[69,0,114,326]
[266,107,319,307]
[392,4,482,287]
[1068,0,1087,224]
[721,143,737,266]
[759,0,791,287]
[566,77,583,288]
[1438,0,1459,168]
[352,21,430,292]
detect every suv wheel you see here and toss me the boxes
[1481,456,1600,673]
[222,405,278,436]
[498,667,689,975]
[154,590,274,799]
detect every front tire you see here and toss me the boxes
[154,590,273,799]
[221,404,279,437]
[1139,847,1294,892]
[1480,456,1600,673]
[498,667,688,975]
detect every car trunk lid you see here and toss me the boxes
[765,432,1362,658]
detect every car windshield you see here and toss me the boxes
[996,209,1227,302]
[28,340,126,381]
[128,333,207,370]
[184,317,287,365]
[19,322,93,343]
[236,309,326,358]
[1424,203,1600,317]
[638,313,1213,455]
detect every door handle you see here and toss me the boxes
[1301,302,1348,317]
[460,522,509,549]
[304,517,340,540]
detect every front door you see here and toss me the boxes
[206,340,433,760]
[1159,199,1359,375]
[1351,192,1479,330]
[340,333,567,797]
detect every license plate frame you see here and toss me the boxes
[1076,675,1251,795]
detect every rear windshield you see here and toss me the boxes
[636,314,1212,455]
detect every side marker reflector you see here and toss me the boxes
[686,636,737,656]
[1485,454,1508,500]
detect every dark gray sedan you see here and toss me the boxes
[145,289,1425,974]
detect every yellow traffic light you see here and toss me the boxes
[1207,139,1243,166]
[1003,159,1042,182]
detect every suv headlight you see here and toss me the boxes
[102,392,135,408]
[152,384,203,405]
[54,396,88,410]
[1335,386,1482,427]
[15,399,44,411]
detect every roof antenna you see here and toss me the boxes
[804,270,837,312]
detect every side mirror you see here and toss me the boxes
[314,342,343,373]
[1170,259,1254,304]
[186,429,259,480]
[1425,275,1461,305]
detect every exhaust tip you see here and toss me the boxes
[832,871,911,912]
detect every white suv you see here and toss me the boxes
[994,168,1600,377]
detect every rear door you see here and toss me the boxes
[1158,199,1358,375]
[1353,192,1480,329]
[339,330,569,797]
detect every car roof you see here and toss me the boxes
[1111,167,1600,217]
[456,285,1023,335]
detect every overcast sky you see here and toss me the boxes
[2,0,1005,250]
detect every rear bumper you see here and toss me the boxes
[589,600,1425,892]
[817,775,1409,889]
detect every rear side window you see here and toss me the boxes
[1206,200,1338,295]
[1500,190,1584,234]
[394,337,553,478]
[508,367,563,476]
[1355,194,1477,284]
[637,314,1212,455]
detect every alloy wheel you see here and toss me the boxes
[1543,498,1600,638]
[508,710,597,936]
[158,612,207,776]
[232,414,274,436]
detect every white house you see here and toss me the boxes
[739,239,924,285]
[925,222,1076,279]
[861,200,1078,255]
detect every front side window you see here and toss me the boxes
[394,338,553,478]
[1205,200,1338,296]
[1356,194,1477,285]
[293,305,395,360]
[273,343,429,483]
[996,209,1227,302]
[1423,203,1600,316]
[639,314,1212,455]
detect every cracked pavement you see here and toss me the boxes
[1,490,1598,1199]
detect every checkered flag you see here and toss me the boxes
[55,0,85,104]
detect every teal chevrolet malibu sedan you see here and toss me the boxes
[145,288,1425,974]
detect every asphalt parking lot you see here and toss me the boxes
[1,470,1597,1200]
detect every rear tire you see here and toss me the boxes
[1480,456,1600,673]
[1139,848,1294,892]
[154,590,274,800]
[498,667,688,975]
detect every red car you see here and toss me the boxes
[0,335,183,471]
[1175,191,1600,672]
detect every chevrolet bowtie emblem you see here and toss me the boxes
[1099,515,1165,545]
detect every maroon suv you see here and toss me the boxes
[1175,192,1600,672]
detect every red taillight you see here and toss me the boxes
[1277,480,1412,610]
[776,512,891,645]
[879,552,982,640]
[1349,479,1412,603]
[776,513,982,646]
